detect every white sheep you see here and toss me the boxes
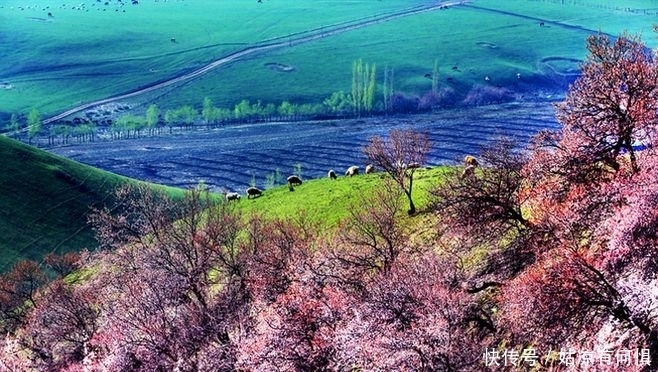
[345,165,359,177]
[225,192,241,202]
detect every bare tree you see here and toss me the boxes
[431,138,531,243]
[363,129,431,214]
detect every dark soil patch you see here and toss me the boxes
[476,41,498,49]
[264,62,295,72]
[48,100,561,194]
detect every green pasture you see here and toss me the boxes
[2,0,658,121]
[234,167,447,231]
[0,135,184,271]
[0,0,427,117]
[0,128,446,271]
[163,3,597,111]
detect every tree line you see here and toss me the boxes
[4,58,462,146]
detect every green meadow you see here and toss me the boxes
[0,0,427,117]
[2,0,657,120]
[234,167,446,231]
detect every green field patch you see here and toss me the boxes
[0,0,428,117]
[234,167,447,230]
[129,1,612,112]
[3,1,656,120]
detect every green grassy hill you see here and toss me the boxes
[234,167,446,231]
[0,130,444,272]
[0,136,184,271]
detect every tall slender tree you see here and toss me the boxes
[352,59,363,116]
[27,108,41,145]
[383,65,394,113]
[432,59,440,94]
[146,104,159,135]
[365,62,377,112]
[8,113,19,134]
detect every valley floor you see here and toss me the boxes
[48,99,561,193]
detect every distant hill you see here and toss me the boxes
[0,136,182,272]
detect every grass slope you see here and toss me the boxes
[0,0,427,117]
[235,167,446,231]
[0,135,184,271]
[0,129,442,272]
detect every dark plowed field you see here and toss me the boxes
[49,100,560,193]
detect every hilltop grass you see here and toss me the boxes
[234,166,448,231]
[0,135,185,271]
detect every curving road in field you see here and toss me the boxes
[43,0,471,125]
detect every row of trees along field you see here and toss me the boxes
[0,31,657,370]
[5,58,469,146]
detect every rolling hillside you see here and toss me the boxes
[0,131,443,272]
[0,136,183,271]
[233,167,444,230]
[234,166,446,230]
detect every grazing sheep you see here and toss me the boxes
[225,192,241,202]
[461,164,476,179]
[464,155,479,167]
[345,165,359,177]
[246,186,263,199]
[395,161,420,171]
[328,169,337,180]
[365,164,375,174]
[287,175,303,186]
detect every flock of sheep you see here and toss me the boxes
[223,155,479,202]
[222,163,378,202]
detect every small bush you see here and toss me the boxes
[390,92,420,114]
[418,87,458,111]
[462,84,515,106]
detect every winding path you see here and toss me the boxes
[43,0,470,125]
